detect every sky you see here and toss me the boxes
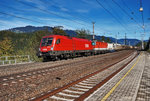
[0,0,150,40]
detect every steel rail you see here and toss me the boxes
[32,51,137,101]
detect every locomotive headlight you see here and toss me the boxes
[51,47,53,50]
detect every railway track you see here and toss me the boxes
[0,50,130,85]
[0,50,136,101]
[31,51,138,101]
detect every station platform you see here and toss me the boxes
[85,52,150,101]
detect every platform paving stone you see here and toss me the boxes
[85,52,149,101]
[136,52,150,101]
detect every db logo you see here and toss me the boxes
[85,44,89,48]
[42,48,47,51]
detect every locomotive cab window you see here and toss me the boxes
[41,37,53,46]
[47,38,53,46]
[56,39,60,44]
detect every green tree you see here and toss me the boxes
[76,29,91,39]
[101,36,105,42]
[136,41,147,49]
[145,37,150,51]
[0,30,52,61]
[0,37,14,56]
[52,27,67,35]
[0,30,16,40]
[25,30,52,61]
[106,37,111,43]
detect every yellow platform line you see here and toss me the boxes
[101,53,142,101]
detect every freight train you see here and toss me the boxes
[37,35,128,61]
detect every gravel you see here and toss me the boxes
[0,50,135,101]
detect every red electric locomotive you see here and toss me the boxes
[38,35,93,60]
[93,41,108,54]
[37,35,124,61]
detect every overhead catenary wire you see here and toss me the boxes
[0,11,44,24]
[0,11,74,29]
[2,0,142,39]
[104,0,127,28]
[140,0,145,29]
[73,0,113,34]
[0,6,102,39]
[0,3,61,24]
[139,0,145,49]
[96,0,129,32]
[0,3,25,12]
[39,0,93,23]
[0,1,105,36]
[15,0,90,28]
[0,11,111,40]
[112,0,144,30]
[16,0,114,35]
[0,0,113,37]
[121,0,144,39]
[36,0,111,36]
[104,0,139,37]
[121,0,141,22]
[0,1,89,30]
[121,0,133,14]
[0,3,83,30]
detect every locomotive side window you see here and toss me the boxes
[56,39,60,44]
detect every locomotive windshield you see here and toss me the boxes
[41,37,53,46]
